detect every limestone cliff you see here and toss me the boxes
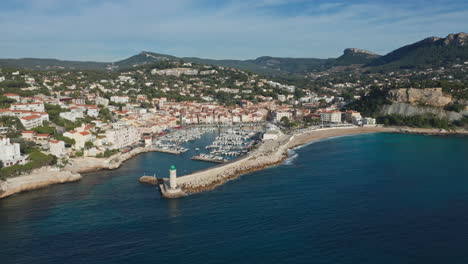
[381,88,468,121]
[380,103,466,121]
[387,88,453,107]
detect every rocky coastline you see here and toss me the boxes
[66,147,158,173]
[0,167,81,199]
[391,126,468,136]
[0,147,157,199]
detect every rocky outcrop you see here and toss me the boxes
[0,168,81,199]
[66,147,157,173]
[343,48,380,57]
[443,33,468,46]
[388,88,453,107]
[139,176,158,185]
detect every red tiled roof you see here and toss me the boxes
[79,131,91,136]
[21,115,41,121]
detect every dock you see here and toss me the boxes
[191,155,227,164]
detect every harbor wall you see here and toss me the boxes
[175,126,395,195]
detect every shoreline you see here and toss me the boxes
[166,126,396,198]
[0,167,81,199]
[2,125,467,200]
[66,147,159,174]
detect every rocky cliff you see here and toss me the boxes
[381,88,468,121]
[387,88,453,107]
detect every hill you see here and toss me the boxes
[1,32,467,74]
[0,58,109,70]
[366,33,468,69]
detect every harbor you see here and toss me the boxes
[152,126,263,162]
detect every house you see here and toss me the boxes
[0,138,27,167]
[110,96,130,104]
[3,93,20,102]
[60,110,84,122]
[49,140,66,157]
[87,106,100,117]
[95,97,109,106]
[21,131,37,140]
[35,134,51,142]
[63,130,94,150]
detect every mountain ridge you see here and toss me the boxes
[1,32,467,74]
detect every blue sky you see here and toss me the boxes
[0,0,467,61]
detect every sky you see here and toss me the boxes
[0,0,467,61]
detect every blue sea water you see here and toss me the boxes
[1,132,468,264]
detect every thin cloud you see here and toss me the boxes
[0,0,466,61]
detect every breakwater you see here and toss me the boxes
[166,126,395,197]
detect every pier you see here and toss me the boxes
[191,155,227,164]
[153,148,184,155]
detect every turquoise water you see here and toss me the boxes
[1,132,468,263]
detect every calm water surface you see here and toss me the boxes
[1,132,468,264]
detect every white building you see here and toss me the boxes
[3,93,21,101]
[10,103,44,112]
[320,111,342,123]
[60,111,84,122]
[105,126,140,149]
[273,110,292,122]
[0,138,27,167]
[20,115,43,129]
[363,117,377,126]
[345,111,361,123]
[110,96,130,104]
[49,140,66,157]
[86,107,100,117]
[63,130,94,150]
[95,97,109,106]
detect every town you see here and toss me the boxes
[0,61,380,177]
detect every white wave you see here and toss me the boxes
[284,149,299,165]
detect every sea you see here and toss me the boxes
[1,132,468,264]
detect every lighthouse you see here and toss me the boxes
[169,165,177,190]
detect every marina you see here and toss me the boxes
[152,127,217,155]
[152,126,263,162]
